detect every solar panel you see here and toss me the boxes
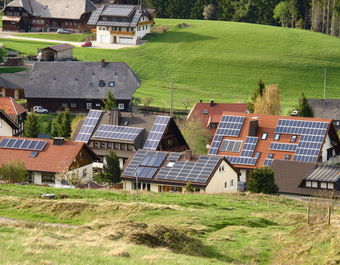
[87,6,104,25]
[269,142,298,152]
[0,138,47,151]
[75,109,103,143]
[102,5,135,17]
[93,124,144,142]
[225,156,257,166]
[263,159,273,166]
[168,152,181,161]
[143,116,171,150]
[275,119,328,136]
[240,136,258,157]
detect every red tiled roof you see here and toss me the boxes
[0,97,26,122]
[212,112,333,169]
[0,137,87,173]
[187,103,248,135]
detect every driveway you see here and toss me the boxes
[0,31,139,50]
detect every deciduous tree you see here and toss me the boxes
[247,167,279,194]
[254,84,281,115]
[0,160,27,183]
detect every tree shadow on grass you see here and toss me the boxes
[145,31,216,43]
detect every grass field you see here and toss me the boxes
[0,67,26,74]
[1,19,340,112]
[0,184,338,265]
[12,33,94,42]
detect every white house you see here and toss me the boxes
[0,110,20,137]
[87,5,154,45]
[121,150,241,193]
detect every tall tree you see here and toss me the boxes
[51,112,63,138]
[248,79,266,113]
[102,151,121,186]
[297,92,314,117]
[274,1,291,27]
[24,114,40,138]
[61,110,72,139]
[103,91,117,111]
[247,167,279,194]
[254,84,281,115]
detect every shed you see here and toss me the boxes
[41,44,74,61]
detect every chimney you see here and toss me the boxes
[53,137,65,145]
[199,99,203,103]
[210,99,215,107]
[109,108,121,125]
[248,118,259,137]
[183,150,192,161]
[101,59,106,68]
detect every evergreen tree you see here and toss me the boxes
[247,167,279,194]
[102,151,121,186]
[24,113,40,138]
[103,91,117,111]
[248,79,266,113]
[51,112,63,138]
[61,110,72,139]
[297,92,314,117]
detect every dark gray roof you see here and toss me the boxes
[304,164,340,182]
[42,43,74,52]
[25,62,141,100]
[308,99,340,120]
[0,72,28,89]
[6,0,32,14]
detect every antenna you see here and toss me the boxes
[169,81,175,117]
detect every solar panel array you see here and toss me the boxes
[240,137,258,157]
[87,6,104,25]
[168,152,182,162]
[209,115,245,155]
[130,10,142,27]
[225,156,257,166]
[0,138,47,151]
[156,156,221,183]
[269,143,298,152]
[93,124,144,142]
[143,116,171,150]
[75,110,102,143]
[102,5,135,17]
[97,21,131,27]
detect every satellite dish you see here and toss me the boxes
[206,144,211,149]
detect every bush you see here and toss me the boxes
[0,161,27,183]
[247,167,279,195]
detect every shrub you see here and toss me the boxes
[0,160,27,183]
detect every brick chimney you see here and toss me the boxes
[183,150,192,161]
[248,118,259,137]
[210,99,215,107]
[53,137,65,145]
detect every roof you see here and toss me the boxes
[0,97,26,122]
[122,149,232,187]
[0,72,28,89]
[88,4,152,27]
[25,62,141,100]
[0,137,92,173]
[188,102,248,135]
[6,0,96,19]
[270,160,340,196]
[42,43,74,52]
[304,164,340,182]
[307,99,340,120]
[0,110,20,130]
[208,112,337,169]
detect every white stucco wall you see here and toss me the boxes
[239,169,247,182]
[0,118,14,136]
[321,135,333,162]
[55,164,94,185]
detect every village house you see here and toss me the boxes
[87,4,154,45]
[40,43,74,61]
[0,137,97,185]
[307,99,340,130]
[0,97,26,134]
[2,0,96,32]
[187,100,248,136]
[208,112,340,183]
[121,149,240,193]
[74,109,189,168]
[0,72,28,99]
[25,61,141,112]
[0,110,20,137]
[271,160,340,197]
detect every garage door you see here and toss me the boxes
[100,35,110,44]
[119,37,134,44]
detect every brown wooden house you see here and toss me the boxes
[2,0,96,32]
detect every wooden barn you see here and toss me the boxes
[40,44,74,61]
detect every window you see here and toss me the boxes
[65,22,69,26]
[118,103,124,110]
[202,109,208,114]
[255,152,261,159]
[290,135,297,143]
[219,139,243,152]
[62,103,68,108]
[114,143,119,150]
[108,81,115,87]
[268,153,274,159]
[100,142,106,148]
[224,182,227,189]
[94,141,99,148]
[86,103,92,109]
[147,183,151,191]
[96,104,101,107]
[121,143,127,150]
[127,144,134,151]
[83,168,87,177]
[284,155,290,160]
[71,103,77,108]
[274,134,280,141]
[99,80,106,87]
[107,142,113,149]
[230,179,234,187]
[328,183,334,189]
[42,174,54,183]
[219,165,225,172]
[320,182,327,189]
[306,181,312,187]
[210,123,218,129]
[261,133,268,140]
[167,139,173,146]
[312,181,318,188]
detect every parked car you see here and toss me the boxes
[81,41,92,47]
[291,110,299,116]
[33,106,48,114]
[57,28,70,34]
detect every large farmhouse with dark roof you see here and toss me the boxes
[0,72,28,99]
[25,61,141,112]
[208,112,340,182]
[2,0,96,32]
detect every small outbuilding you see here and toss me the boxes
[40,44,74,61]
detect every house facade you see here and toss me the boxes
[88,5,154,44]
[0,72,27,99]
[0,97,26,135]
[0,137,97,185]
[0,111,21,137]
[25,61,141,112]
[2,0,96,32]
[40,44,74,61]
[121,150,240,193]
[208,112,340,182]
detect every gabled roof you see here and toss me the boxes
[42,43,74,52]
[0,137,93,173]
[307,99,340,120]
[122,149,234,187]
[25,62,141,100]
[304,164,340,183]
[5,0,32,14]
[0,110,20,130]
[208,112,337,169]
[0,97,26,122]
[0,72,28,89]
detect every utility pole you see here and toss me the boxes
[169,82,174,117]
[324,68,327,99]
[135,172,139,205]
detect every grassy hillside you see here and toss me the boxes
[0,185,339,265]
[12,33,93,42]
[2,19,340,111]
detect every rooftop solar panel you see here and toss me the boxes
[167,152,181,161]
[75,110,103,144]
[102,5,135,17]
[0,138,47,151]
[143,116,171,150]
[93,124,144,142]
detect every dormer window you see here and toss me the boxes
[284,154,291,160]
[202,109,208,114]
[290,135,297,143]
[108,81,115,87]
[268,153,274,159]
[261,133,268,140]
[99,80,106,87]
[274,134,280,141]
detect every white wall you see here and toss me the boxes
[0,118,14,136]
[135,24,151,39]
[205,160,239,193]
[33,172,42,185]
[239,169,247,182]
[321,135,333,162]
[55,164,94,185]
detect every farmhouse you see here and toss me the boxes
[74,109,189,167]
[0,137,97,185]
[121,150,240,193]
[0,72,28,99]
[307,99,340,130]
[25,61,141,112]
[271,160,340,197]
[88,4,154,44]
[187,100,248,136]
[2,0,96,32]
[208,112,340,182]
[0,97,26,134]
[40,44,74,61]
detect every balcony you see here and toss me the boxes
[110,30,135,36]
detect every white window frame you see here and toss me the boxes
[320,182,327,189]
[118,103,125,110]
[306,181,312,188]
[312,181,318,188]
[230,179,234,187]
[327,183,334,189]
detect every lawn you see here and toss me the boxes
[0,67,27,74]
[12,33,94,42]
[2,19,340,112]
[0,184,338,265]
